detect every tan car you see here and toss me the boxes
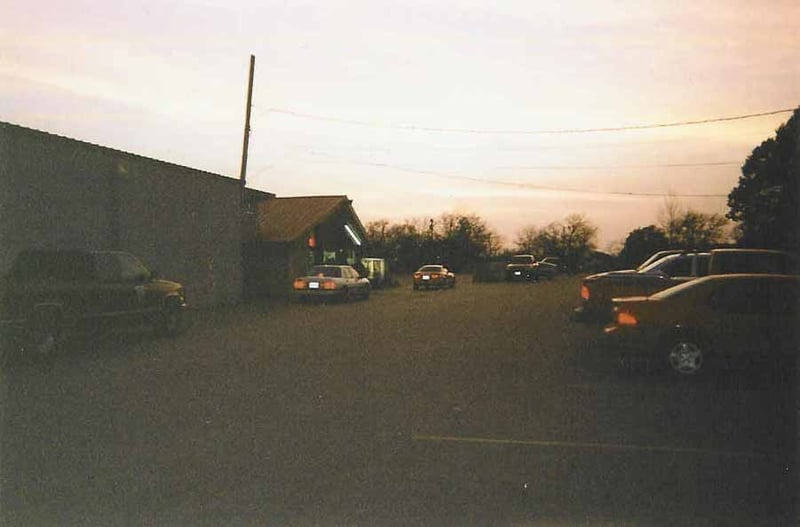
[604,274,799,376]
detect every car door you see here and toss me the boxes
[707,279,776,362]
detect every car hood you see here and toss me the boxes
[585,269,638,280]
[611,295,650,304]
[148,279,183,293]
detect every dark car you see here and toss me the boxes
[1,249,186,359]
[531,260,559,280]
[505,254,537,281]
[293,265,371,302]
[576,252,710,322]
[412,265,455,290]
[604,274,799,376]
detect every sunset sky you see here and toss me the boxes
[2,0,798,249]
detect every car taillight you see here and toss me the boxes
[414,273,421,279]
[616,311,637,326]
[293,279,306,290]
[322,281,337,290]
[580,284,590,300]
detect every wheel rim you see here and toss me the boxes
[668,341,703,375]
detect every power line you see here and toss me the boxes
[500,161,740,170]
[303,150,729,198]
[265,107,795,135]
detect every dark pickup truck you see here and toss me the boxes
[1,249,186,359]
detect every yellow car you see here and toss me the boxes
[412,265,455,290]
[604,274,799,376]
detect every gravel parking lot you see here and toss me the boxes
[1,275,796,525]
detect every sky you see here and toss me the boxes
[2,0,798,250]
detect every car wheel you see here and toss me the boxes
[665,337,706,376]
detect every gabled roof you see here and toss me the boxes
[256,195,365,242]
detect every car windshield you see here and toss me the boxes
[418,265,443,272]
[310,265,342,278]
[510,256,534,264]
[637,253,682,274]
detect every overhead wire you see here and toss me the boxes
[302,150,730,198]
[264,107,795,135]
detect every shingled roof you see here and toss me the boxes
[256,195,365,242]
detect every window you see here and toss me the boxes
[657,256,692,277]
[116,253,150,282]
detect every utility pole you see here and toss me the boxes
[239,54,256,302]
[239,54,255,210]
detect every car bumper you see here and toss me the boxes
[294,289,346,299]
[414,279,449,288]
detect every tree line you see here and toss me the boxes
[364,108,799,273]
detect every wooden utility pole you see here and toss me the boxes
[239,54,255,208]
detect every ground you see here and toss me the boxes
[1,275,796,525]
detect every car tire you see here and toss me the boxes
[664,335,707,376]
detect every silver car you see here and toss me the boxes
[292,265,371,302]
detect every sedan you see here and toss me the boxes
[604,274,799,376]
[293,265,371,302]
[412,265,455,290]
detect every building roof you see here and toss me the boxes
[0,120,275,198]
[256,195,365,242]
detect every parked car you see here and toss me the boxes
[531,260,559,280]
[412,265,455,290]
[576,252,710,322]
[0,249,186,359]
[293,265,371,302]
[505,255,537,281]
[605,274,799,376]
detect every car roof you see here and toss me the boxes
[710,248,791,255]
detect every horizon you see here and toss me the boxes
[3,1,798,248]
